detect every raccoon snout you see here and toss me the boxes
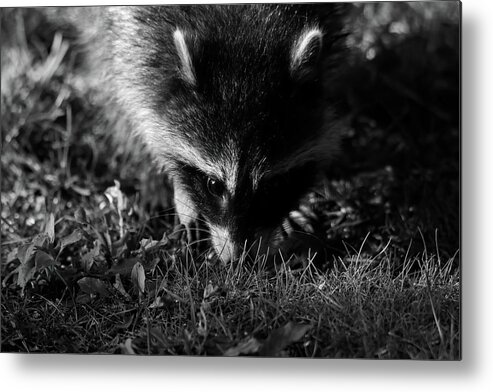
[208,224,239,264]
[208,224,277,264]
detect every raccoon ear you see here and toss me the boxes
[290,27,323,80]
[173,28,196,85]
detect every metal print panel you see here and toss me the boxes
[1,2,460,358]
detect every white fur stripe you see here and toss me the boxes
[173,29,195,85]
[143,126,240,192]
[225,159,239,196]
[146,132,222,178]
[290,27,323,72]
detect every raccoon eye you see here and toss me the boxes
[206,178,225,198]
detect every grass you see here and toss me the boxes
[1,4,460,358]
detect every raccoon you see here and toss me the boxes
[65,4,348,263]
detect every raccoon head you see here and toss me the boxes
[124,6,345,263]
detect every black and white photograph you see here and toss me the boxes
[1,2,460,359]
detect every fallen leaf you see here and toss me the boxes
[111,240,128,260]
[224,337,262,356]
[17,242,36,266]
[121,338,136,354]
[80,241,101,272]
[16,234,50,269]
[113,273,131,300]
[32,233,50,248]
[34,250,57,269]
[131,262,145,294]
[140,238,160,250]
[16,257,36,294]
[203,282,218,300]
[109,257,139,275]
[75,293,92,304]
[259,322,312,357]
[74,207,88,224]
[77,277,110,298]
[149,328,167,347]
[6,248,18,264]
[59,229,83,251]
[149,296,165,308]
[16,241,39,293]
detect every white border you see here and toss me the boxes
[2,0,492,391]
